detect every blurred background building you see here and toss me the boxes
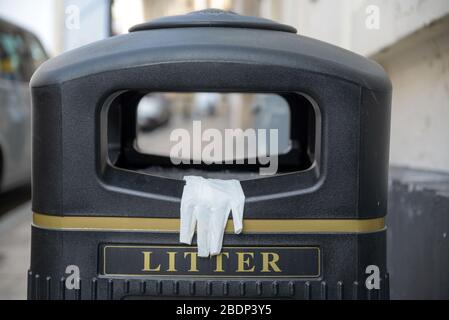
[0,0,448,299]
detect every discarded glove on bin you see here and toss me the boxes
[180,176,245,258]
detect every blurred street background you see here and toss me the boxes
[0,0,448,299]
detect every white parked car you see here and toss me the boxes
[0,18,48,192]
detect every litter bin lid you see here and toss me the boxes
[129,9,297,34]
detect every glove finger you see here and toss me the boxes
[209,208,230,256]
[196,206,211,258]
[231,203,244,234]
[180,203,196,245]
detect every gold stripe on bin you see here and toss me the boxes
[33,213,385,234]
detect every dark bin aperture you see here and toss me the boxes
[29,9,392,300]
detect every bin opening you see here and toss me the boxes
[105,92,318,180]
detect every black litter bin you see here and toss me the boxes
[29,9,392,300]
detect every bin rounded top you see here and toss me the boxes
[129,9,298,34]
[31,10,391,92]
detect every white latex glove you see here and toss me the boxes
[180,176,245,258]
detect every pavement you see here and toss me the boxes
[0,188,31,300]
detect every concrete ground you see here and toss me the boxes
[0,187,31,300]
